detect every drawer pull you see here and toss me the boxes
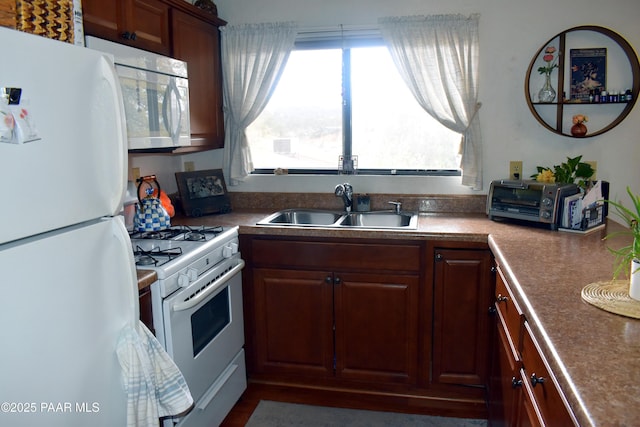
[530,373,546,387]
[511,377,523,388]
[496,294,509,303]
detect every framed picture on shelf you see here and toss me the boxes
[570,48,606,101]
[175,169,231,217]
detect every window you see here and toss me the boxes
[246,41,462,175]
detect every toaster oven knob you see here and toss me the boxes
[541,210,552,219]
[542,197,553,207]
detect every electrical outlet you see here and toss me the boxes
[132,167,141,181]
[509,161,523,180]
[585,161,597,180]
[184,161,195,172]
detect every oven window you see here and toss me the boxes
[191,287,230,357]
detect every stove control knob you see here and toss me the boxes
[230,242,239,254]
[223,245,233,259]
[187,267,198,281]
[178,273,190,288]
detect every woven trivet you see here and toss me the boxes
[581,280,640,319]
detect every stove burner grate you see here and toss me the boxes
[130,225,224,241]
[133,245,183,267]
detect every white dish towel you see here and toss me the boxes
[117,320,194,427]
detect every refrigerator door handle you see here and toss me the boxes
[110,217,139,321]
[99,55,129,208]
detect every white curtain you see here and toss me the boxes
[379,14,483,190]
[221,22,298,185]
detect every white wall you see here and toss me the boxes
[137,0,640,203]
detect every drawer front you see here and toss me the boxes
[252,239,421,272]
[495,267,523,353]
[521,322,577,426]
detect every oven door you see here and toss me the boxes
[162,253,245,402]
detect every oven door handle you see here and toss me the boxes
[172,259,245,312]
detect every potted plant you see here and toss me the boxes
[604,186,640,300]
[532,155,595,189]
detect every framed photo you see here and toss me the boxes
[175,169,231,217]
[570,48,607,101]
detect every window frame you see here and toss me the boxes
[249,37,462,177]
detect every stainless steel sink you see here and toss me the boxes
[257,209,343,226]
[337,211,418,229]
[257,209,418,229]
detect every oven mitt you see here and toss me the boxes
[117,320,194,427]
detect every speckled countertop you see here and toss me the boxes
[173,204,637,427]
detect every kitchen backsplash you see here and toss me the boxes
[228,192,487,214]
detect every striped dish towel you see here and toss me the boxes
[117,321,194,427]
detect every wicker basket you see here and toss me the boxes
[15,0,75,43]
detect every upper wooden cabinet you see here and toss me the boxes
[171,9,225,151]
[82,0,171,55]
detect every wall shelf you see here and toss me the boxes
[525,25,639,138]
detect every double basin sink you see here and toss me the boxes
[257,208,418,230]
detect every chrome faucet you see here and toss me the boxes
[334,183,353,212]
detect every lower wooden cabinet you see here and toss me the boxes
[248,238,420,387]
[139,285,154,335]
[488,265,577,427]
[240,235,494,418]
[432,246,493,387]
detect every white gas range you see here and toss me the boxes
[130,225,246,427]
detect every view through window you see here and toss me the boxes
[246,44,462,174]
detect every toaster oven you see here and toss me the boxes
[487,180,580,229]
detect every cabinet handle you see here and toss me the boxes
[435,253,443,261]
[334,277,341,285]
[496,294,508,303]
[325,276,332,284]
[488,306,497,315]
[491,266,497,273]
[512,377,523,388]
[121,31,137,41]
[530,373,546,387]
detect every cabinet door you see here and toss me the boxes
[82,0,170,55]
[82,0,120,42]
[252,268,334,378]
[521,322,577,426]
[334,272,419,385]
[433,249,493,386]
[172,9,224,150]
[139,286,154,335]
[488,314,523,427]
[125,0,170,54]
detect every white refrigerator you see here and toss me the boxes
[0,28,189,426]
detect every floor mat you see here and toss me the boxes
[245,400,488,426]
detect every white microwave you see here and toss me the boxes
[85,36,191,151]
